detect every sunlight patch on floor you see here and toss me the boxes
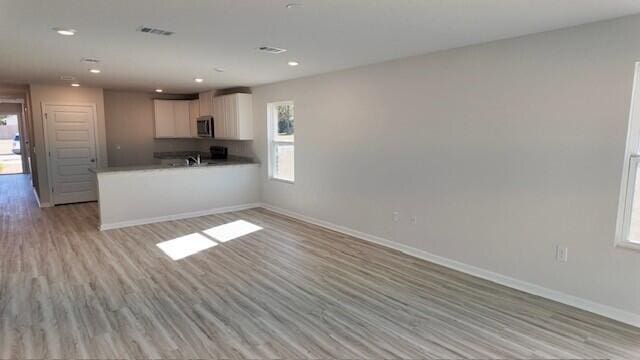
[203,220,263,242]
[156,233,218,260]
[203,220,262,242]
[156,220,263,260]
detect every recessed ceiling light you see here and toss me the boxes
[288,61,300,67]
[214,67,225,73]
[89,69,101,74]
[70,83,80,87]
[155,89,163,93]
[285,3,301,9]
[53,27,76,36]
[194,78,204,83]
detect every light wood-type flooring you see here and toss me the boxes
[1,174,639,359]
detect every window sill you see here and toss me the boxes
[269,177,294,184]
[616,240,640,252]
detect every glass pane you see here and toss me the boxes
[274,103,294,142]
[628,159,640,243]
[274,143,294,181]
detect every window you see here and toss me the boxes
[617,63,640,251]
[268,101,294,182]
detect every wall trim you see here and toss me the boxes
[32,186,52,208]
[99,203,262,231]
[260,203,640,329]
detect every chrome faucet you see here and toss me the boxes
[186,154,201,166]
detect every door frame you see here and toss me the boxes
[0,98,28,175]
[41,102,99,205]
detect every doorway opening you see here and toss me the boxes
[0,113,23,175]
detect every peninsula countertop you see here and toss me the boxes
[90,156,257,174]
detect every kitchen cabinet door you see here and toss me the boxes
[213,96,225,138]
[199,91,214,116]
[189,100,199,137]
[154,100,175,138]
[225,94,238,139]
[211,93,253,140]
[236,94,253,140]
[174,101,191,137]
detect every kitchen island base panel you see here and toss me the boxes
[96,164,260,230]
[98,202,261,230]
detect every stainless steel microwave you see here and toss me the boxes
[197,116,213,137]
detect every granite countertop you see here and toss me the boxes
[153,151,205,159]
[90,154,257,174]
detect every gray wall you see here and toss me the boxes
[252,15,640,318]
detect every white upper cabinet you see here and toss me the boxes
[199,91,214,116]
[213,93,253,140]
[153,99,195,138]
[173,101,191,138]
[189,99,199,137]
[154,94,251,139]
[153,100,176,138]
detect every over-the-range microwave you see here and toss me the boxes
[197,116,213,137]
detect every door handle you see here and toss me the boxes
[90,158,96,163]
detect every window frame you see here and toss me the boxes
[267,101,295,183]
[616,62,640,252]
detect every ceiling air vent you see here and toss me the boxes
[137,26,174,36]
[60,75,76,81]
[257,46,287,54]
[81,57,100,64]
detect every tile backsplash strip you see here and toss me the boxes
[200,139,256,159]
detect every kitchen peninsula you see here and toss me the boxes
[93,158,259,230]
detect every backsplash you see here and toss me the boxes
[198,139,256,159]
[154,138,202,153]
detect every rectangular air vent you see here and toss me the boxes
[137,26,174,36]
[81,57,100,64]
[60,75,76,81]
[257,46,287,54]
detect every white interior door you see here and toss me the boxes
[44,104,98,205]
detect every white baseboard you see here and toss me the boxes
[260,203,640,329]
[32,187,52,208]
[99,203,262,231]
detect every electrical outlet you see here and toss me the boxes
[392,211,400,222]
[555,246,568,262]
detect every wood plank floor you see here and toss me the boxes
[1,174,639,359]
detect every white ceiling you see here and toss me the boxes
[1,0,639,94]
